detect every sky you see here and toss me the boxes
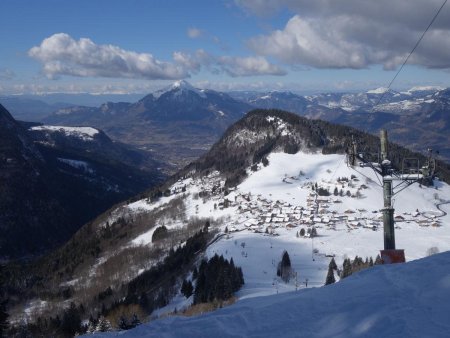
[1,0,450,95]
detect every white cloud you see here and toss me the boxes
[172,49,214,73]
[187,27,204,39]
[172,50,285,77]
[238,0,450,70]
[29,33,189,80]
[249,15,378,69]
[217,55,286,76]
[28,33,286,81]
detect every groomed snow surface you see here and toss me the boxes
[90,251,450,338]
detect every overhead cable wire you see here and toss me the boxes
[372,0,448,111]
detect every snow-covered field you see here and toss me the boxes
[90,250,450,338]
[108,152,450,315]
[79,151,450,336]
[196,152,450,304]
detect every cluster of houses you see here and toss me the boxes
[223,192,377,234]
[173,171,442,238]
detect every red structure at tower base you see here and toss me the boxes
[380,249,405,264]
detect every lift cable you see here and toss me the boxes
[372,0,448,111]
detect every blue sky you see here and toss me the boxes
[1,0,450,94]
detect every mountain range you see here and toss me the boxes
[232,86,450,161]
[0,93,145,121]
[5,82,449,169]
[39,81,252,169]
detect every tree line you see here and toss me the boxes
[193,254,244,304]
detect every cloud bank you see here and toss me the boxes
[29,33,188,80]
[29,33,284,79]
[237,0,450,70]
[217,55,286,76]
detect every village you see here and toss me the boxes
[172,169,443,240]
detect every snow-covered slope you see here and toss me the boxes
[30,125,99,141]
[79,150,450,327]
[121,152,450,302]
[90,250,450,338]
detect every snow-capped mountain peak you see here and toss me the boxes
[366,87,390,94]
[172,79,195,90]
[152,80,207,99]
[407,85,445,92]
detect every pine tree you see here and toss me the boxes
[341,258,352,278]
[281,251,291,267]
[0,299,8,338]
[192,266,198,280]
[118,316,128,330]
[95,316,113,333]
[333,187,338,196]
[310,227,317,237]
[375,254,382,265]
[181,279,193,298]
[329,257,337,270]
[86,318,96,333]
[130,314,141,328]
[325,266,336,285]
[0,264,9,337]
[186,280,193,298]
[279,251,292,282]
[61,302,81,336]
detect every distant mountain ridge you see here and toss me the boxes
[4,82,450,167]
[177,109,450,188]
[231,87,450,162]
[0,104,164,260]
[41,81,252,169]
